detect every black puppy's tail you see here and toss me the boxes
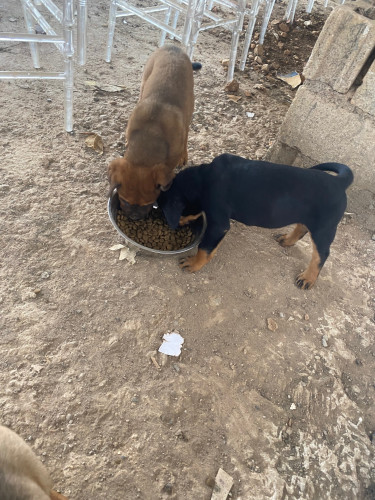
[310,163,354,190]
[192,62,202,71]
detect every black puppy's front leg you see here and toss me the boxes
[179,212,203,226]
[275,224,308,247]
[179,217,230,273]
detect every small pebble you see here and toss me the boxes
[224,79,240,93]
[267,318,278,331]
[162,483,174,495]
[205,476,216,488]
[279,22,290,32]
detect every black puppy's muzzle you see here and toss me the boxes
[119,198,154,220]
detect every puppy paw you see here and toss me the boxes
[179,256,202,273]
[179,213,203,226]
[274,233,291,247]
[295,272,315,290]
[179,249,211,272]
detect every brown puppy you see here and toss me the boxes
[0,425,68,500]
[108,45,196,220]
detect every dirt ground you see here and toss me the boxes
[1,1,375,499]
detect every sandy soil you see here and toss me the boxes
[1,1,374,499]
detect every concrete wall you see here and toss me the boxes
[267,6,375,191]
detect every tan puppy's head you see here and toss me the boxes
[108,157,174,220]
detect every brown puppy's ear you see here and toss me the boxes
[108,182,120,197]
[153,164,175,192]
[108,158,126,196]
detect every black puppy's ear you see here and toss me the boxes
[158,191,185,230]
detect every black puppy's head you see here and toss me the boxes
[158,183,186,230]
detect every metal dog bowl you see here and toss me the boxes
[107,191,207,255]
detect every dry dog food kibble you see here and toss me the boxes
[116,208,194,251]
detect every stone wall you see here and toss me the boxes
[267,6,375,191]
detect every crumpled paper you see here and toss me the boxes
[158,332,184,357]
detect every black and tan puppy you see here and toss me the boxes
[0,425,68,500]
[158,154,353,289]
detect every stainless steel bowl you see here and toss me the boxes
[107,191,207,255]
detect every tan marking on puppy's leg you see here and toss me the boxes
[295,241,321,290]
[179,249,210,272]
[209,240,224,259]
[179,212,203,225]
[276,224,308,247]
[179,241,223,272]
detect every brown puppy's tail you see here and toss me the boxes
[310,163,354,190]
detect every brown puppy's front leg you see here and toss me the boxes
[275,224,308,247]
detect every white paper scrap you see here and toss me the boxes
[119,247,136,264]
[158,332,184,357]
[109,244,125,251]
[211,468,233,500]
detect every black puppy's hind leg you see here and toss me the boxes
[275,223,308,247]
[295,226,336,290]
[180,219,229,273]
